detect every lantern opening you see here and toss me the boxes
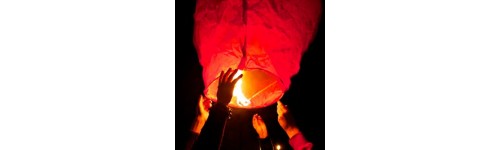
[205,68,284,109]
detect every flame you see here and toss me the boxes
[232,70,250,106]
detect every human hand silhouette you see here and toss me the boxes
[216,68,242,106]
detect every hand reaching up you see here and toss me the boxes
[252,114,268,139]
[192,95,212,134]
[216,68,243,106]
[277,101,299,138]
[197,95,212,121]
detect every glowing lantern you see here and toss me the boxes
[194,0,321,108]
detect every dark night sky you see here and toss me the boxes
[175,0,325,149]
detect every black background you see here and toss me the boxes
[175,0,325,149]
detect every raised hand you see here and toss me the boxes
[252,114,268,139]
[216,68,243,106]
[192,95,212,134]
[277,101,299,138]
[198,95,212,121]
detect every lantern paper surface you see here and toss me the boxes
[194,0,321,108]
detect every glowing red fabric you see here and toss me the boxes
[194,0,321,108]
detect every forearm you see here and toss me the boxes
[193,102,230,149]
[284,127,300,139]
[190,116,206,134]
[187,116,206,150]
[185,131,199,150]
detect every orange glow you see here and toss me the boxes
[276,144,281,150]
[232,70,250,106]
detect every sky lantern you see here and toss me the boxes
[194,0,321,109]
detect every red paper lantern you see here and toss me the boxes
[194,0,321,109]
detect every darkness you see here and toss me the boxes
[175,0,325,149]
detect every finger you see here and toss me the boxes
[257,114,263,121]
[200,96,208,111]
[255,119,261,126]
[278,105,287,115]
[277,105,282,115]
[257,114,262,121]
[218,71,224,84]
[223,68,232,83]
[277,101,285,112]
[230,74,243,85]
[278,101,288,111]
[281,107,288,114]
[258,116,264,124]
[198,95,204,106]
[228,69,238,80]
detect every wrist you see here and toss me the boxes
[191,116,206,134]
[196,115,207,122]
[213,102,230,114]
[285,127,300,139]
[258,133,268,139]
